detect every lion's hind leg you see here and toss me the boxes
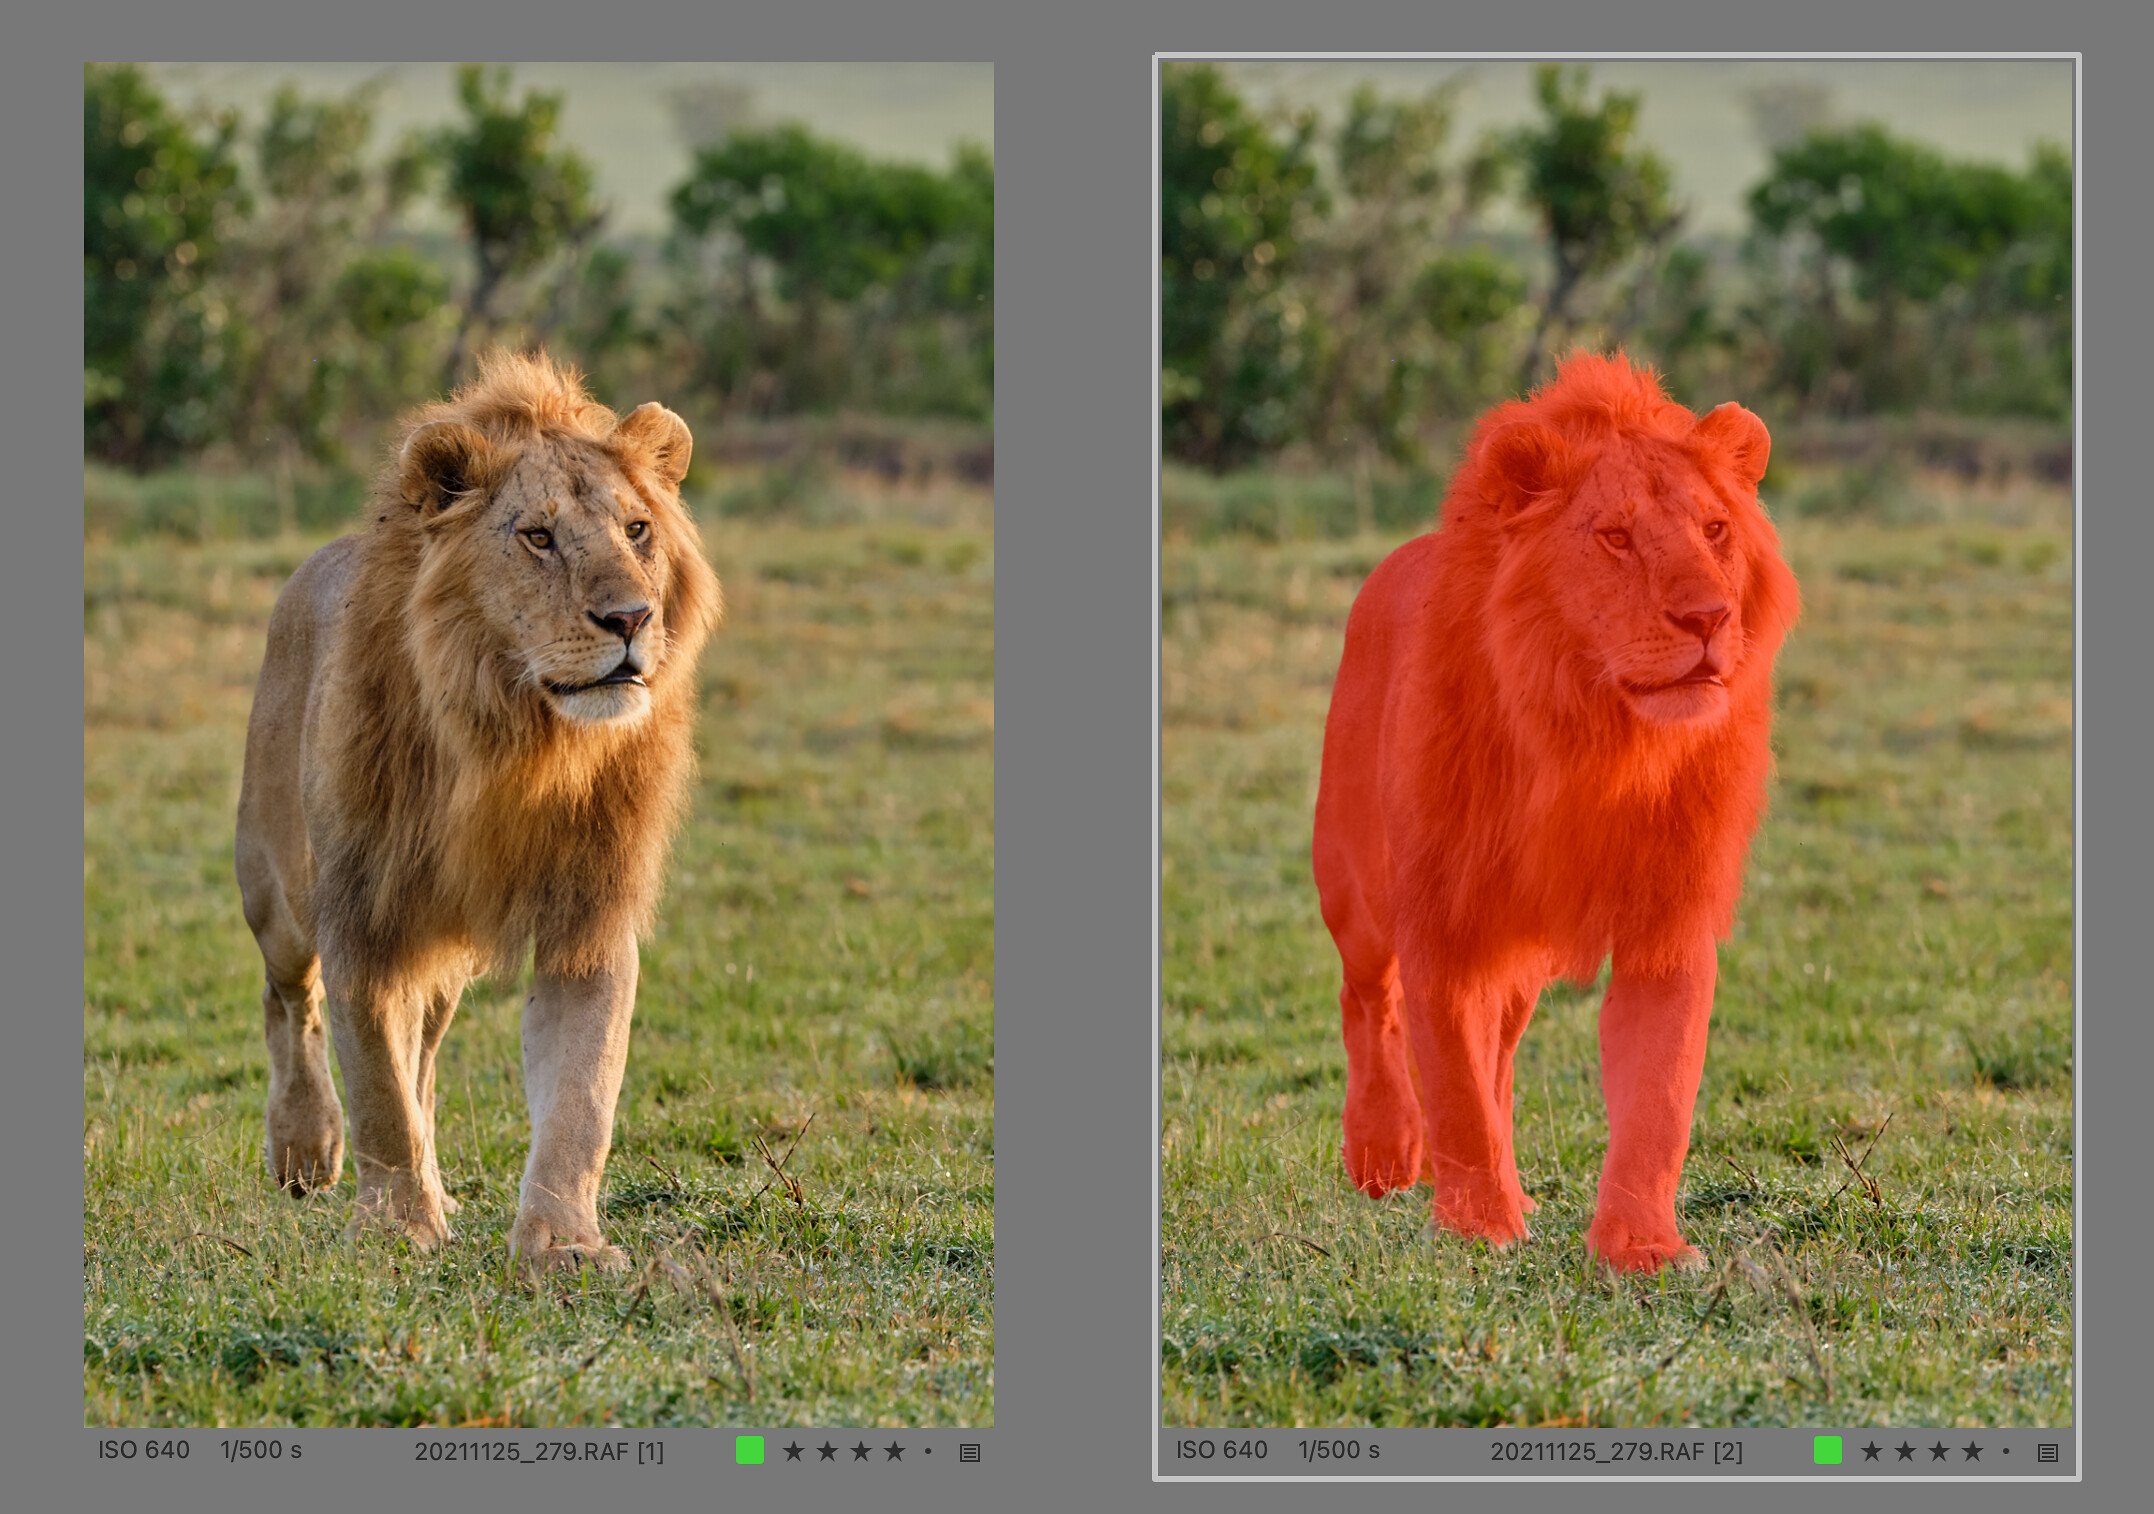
[245,894,345,1196]
[1340,958,1424,1197]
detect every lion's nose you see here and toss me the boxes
[590,604,652,643]
[1667,602,1729,643]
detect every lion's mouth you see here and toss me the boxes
[546,660,647,696]
[1628,662,1725,695]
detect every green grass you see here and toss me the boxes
[83,477,994,1427]
[1159,468,2072,1429]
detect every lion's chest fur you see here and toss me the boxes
[1386,712,1740,980]
[1359,535,1770,983]
[295,558,689,992]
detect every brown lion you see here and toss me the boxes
[234,350,721,1271]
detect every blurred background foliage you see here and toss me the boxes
[1161,61,2071,488]
[84,62,993,484]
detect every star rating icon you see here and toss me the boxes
[1963,1442,1982,1461]
[1930,1442,1951,1461]
[1896,1442,1916,1460]
[788,1434,909,1466]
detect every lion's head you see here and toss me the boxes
[387,351,722,740]
[1458,353,1798,737]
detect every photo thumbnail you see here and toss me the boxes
[85,60,995,1429]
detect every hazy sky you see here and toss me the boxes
[145,62,995,235]
[1187,58,2073,233]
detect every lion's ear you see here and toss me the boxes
[398,420,500,514]
[1476,421,1571,516]
[612,402,694,487]
[1693,402,1771,490]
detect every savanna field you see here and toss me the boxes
[83,464,994,1427]
[1159,462,2073,1429]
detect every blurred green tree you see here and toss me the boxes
[668,125,993,416]
[84,64,249,468]
[849,140,995,418]
[431,65,602,385]
[1159,63,1326,468]
[1412,245,1530,407]
[945,142,998,409]
[1503,64,1681,388]
[548,243,650,399]
[336,247,453,397]
[1298,83,1514,484]
[1622,242,1734,405]
[223,82,446,480]
[1747,124,2071,418]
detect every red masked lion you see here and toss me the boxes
[1312,353,1800,1273]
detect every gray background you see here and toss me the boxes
[9,1,2146,1511]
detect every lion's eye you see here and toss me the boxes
[1600,528,1632,551]
[625,520,649,541]
[522,528,554,551]
[1703,520,1729,542]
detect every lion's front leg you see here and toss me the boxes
[326,979,451,1250]
[1586,937,1717,1274]
[510,933,638,1275]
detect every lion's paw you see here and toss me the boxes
[519,1241,630,1276]
[1343,1123,1424,1198]
[1426,1214,1532,1249]
[1586,1221,1704,1275]
[1593,1241,1705,1275]
[510,1213,629,1277]
[346,1187,451,1250]
[1429,1184,1531,1248]
[266,1105,344,1195]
